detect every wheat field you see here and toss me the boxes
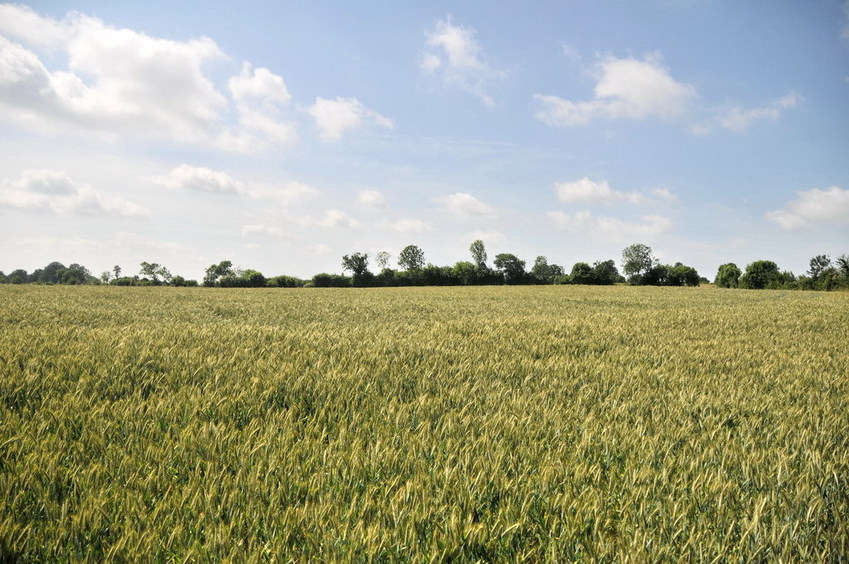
[1,285,847,561]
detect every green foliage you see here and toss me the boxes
[715,263,741,288]
[398,245,425,271]
[621,243,656,283]
[341,252,370,279]
[204,260,234,287]
[493,253,527,284]
[469,239,488,269]
[311,273,352,287]
[740,260,783,290]
[1,286,847,561]
[530,256,564,284]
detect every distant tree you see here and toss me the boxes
[398,245,425,271]
[494,253,526,284]
[621,243,657,284]
[60,264,92,285]
[375,251,391,270]
[589,260,620,285]
[531,256,563,283]
[569,262,593,285]
[342,252,370,277]
[9,269,27,284]
[666,262,700,286]
[0,271,6,284]
[740,260,782,289]
[715,263,741,288]
[113,265,122,280]
[470,240,488,269]
[452,261,477,285]
[807,255,831,280]
[139,262,162,284]
[36,261,67,284]
[837,254,849,278]
[100,271,111,284]
[311,273,352,287]
[204,260,234,287]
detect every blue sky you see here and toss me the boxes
[1,1,848,280]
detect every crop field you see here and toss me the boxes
[0,285,847,561]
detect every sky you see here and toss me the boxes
[1,1,848,281]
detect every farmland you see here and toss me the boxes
[1,285,847,561]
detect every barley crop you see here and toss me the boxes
[1,285,847,561]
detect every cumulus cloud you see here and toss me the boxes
[548,210,672,241]
[436,192,498,219]
[357,189,387,208]
[306,97,393,141]
[0,169,146,216]
[765,186,849,230]
[534,54,696,126]
[0,5,294,152]
[721,93,800,132]
[421,18,503,106]
[152,165,243,195]
[554,178,648,205]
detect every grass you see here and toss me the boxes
[1,284,847,561]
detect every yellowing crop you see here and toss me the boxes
[1,285,847,561]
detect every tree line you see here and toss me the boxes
[1,241,846,291]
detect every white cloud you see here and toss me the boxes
[421,18,502,106]
[229,62,291,105]
[304,209,360,229]
[548,210,672,241]
[385,218,432,235]
[721,93,800,132]
[357,189,387,208]
[242,224,286,238]
[220,63,297,152]
[843,0,849,39]
[650,188,678,203]
[765,186,849,230]
[554,178,648,205]
[534,54,696,126]
[152,164,243,195]
[436,192,498,218]
[248,181,320,204]
[0,6,295,152]
[306,97,393,141]
[0,169,146,216]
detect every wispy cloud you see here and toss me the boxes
[548,210,672,241]
[436,192,498,219]
[720,93,800,132]
[306,97,393,141]
[421,17,503,106]
[554,178,650,205]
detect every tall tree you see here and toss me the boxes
[204,260,234,287]
[341,252,370,277]
[398,245,425,271]
[375,251,391,270]
[807,255,831,280]
[469,240,487,269]
[621,243,656,283]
